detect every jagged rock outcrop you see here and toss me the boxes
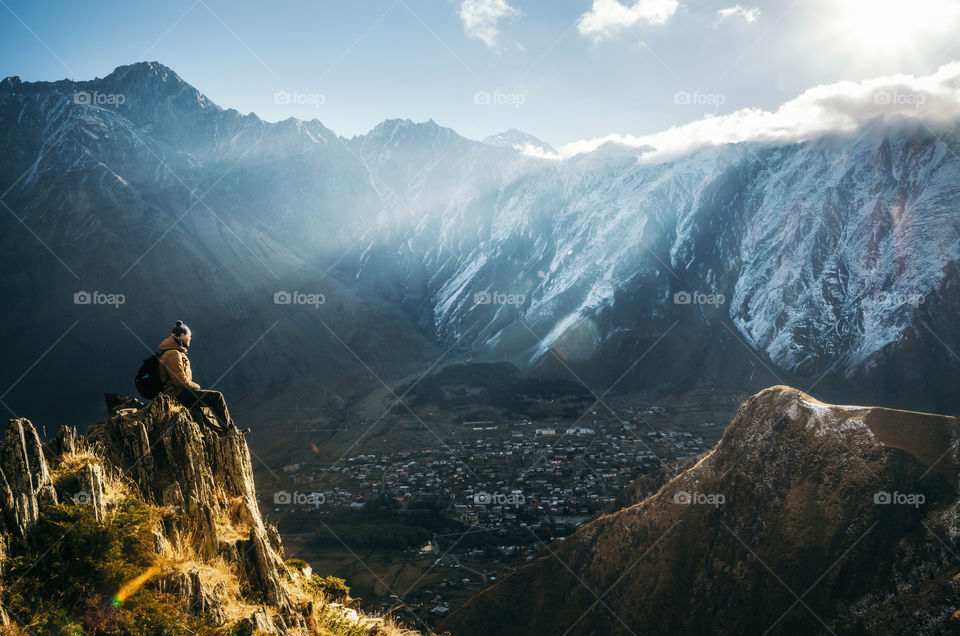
[87,393,294,613]
[155,567,230,624]
[0,418,58,540]
[51,424,78,456]
[0,395,403,635]
[239,607,281,635]
[68,461,107,522]
[442,386,960,636]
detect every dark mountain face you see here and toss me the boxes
[0,62,438,430]
[1,62,958,432]
[441,386,960,635]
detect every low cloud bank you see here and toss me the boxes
[533,62,960,162]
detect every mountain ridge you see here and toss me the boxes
[441,385,960,635]
[1,60,958,435]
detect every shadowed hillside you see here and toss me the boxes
[441,386,960,635]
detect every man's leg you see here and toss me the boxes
[174,388,232,433]
[194,389,236,430]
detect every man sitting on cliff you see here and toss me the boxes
[158,320,249,436]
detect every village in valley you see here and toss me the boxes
[261,397,725,625]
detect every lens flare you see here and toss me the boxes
[111,565,160,607]
[552,317,600,361]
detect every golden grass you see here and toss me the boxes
[50,449,137,509]
[214,495,253,542]
[52,448,101,473]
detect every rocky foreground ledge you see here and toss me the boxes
[0,394,418,635]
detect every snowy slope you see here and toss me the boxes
[347,121,960,409]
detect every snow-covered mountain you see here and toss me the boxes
[346,120,960,411]
[2,62,958,424]
[481,128,556,156]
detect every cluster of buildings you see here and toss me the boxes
[273,415,712,539]
[270,412,713,624]
[278,420,708,519]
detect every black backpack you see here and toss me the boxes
[135,351,167,399]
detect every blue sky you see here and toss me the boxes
[2,0,959,148]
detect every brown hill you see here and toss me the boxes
[441,386,960,635]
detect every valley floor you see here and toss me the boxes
[244,381,741,628]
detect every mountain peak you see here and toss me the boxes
[102,61,180,83]
[361,117,454,139]
[482,128,556,155]
[0,76,21,91]
[352,117,466,156]
[92,60,219,115]
[727,385,960,481]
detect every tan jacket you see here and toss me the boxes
[158,336,201,394]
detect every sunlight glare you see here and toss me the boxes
[835,0,959,52]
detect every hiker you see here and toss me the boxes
[157,320,249,436]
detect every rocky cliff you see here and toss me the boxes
[441,386,960,635]
[0,394,415,635]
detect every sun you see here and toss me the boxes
[834,0,960,54]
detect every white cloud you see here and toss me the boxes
[717,4,760,24]
[514,142,563,160]
[534,62,960,162]
[459,0,521,49]
[578,0,680,40]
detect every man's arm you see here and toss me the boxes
[162,351,201,391]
